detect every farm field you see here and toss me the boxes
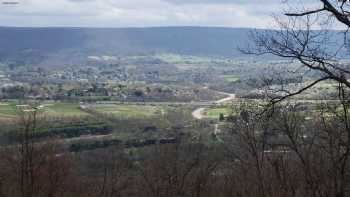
[154,53,232,65]
[0,102,88,119]
[203,106,234,119]
[90,104,166,119]
[44,103,89,117]
[0,101,173,120]
[222,75,240,83]
[0,102,18,118]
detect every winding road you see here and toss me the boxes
[192,107,206,120]
[214,92,236,104]
[192,92,236,120]
[191,91,236,137]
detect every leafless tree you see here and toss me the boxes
[79,147,133,197]
[243,0,350,105]
[239,2,350,196]
[224,101,350,197]
[0,103,74,197]
[137,142,220,197]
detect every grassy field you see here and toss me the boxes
[0,102,88,119]
[0,102,18,118]
[203,107,234,119]
[222,75,240,83]
[155,53,231,64]
[0,101,172,120]
[91,104,166,119]
[43,103,89,117]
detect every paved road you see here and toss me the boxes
[214,124,220,135]
[192,107,206,120]
[215,93,236,104]
[192,92,236,120]
[191,91,235,138]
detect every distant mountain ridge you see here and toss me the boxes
[0,26,344,65]
[0,27,252,63]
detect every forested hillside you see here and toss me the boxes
[0,27,251,63]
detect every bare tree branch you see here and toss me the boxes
[286,8,326,16]
[270,76,331,105]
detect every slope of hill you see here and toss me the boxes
[0,26,345,65]
[0,27,251,64]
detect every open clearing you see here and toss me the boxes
[0,89,235,120]
[44,103,89,117]
[222,75,240,83]
[91,104,165,119]
[203,107,233,119]
[0,102,169,120]
[0,102,17,118]
[0,102,88,119]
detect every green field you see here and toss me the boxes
[0,101,170,120]
[43,103,89,117]
[155,53,231,65]
[0,102,88,119]
[91,104,166,119]
[222,75,240,83]
[0,102,17,118]
[204,107,234,119]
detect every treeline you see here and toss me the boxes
[2,120,113,144]
[69,137,178,152]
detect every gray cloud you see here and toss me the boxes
[164,0,283,4]
[0,0,321,28]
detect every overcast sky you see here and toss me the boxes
[0,0,319,28]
